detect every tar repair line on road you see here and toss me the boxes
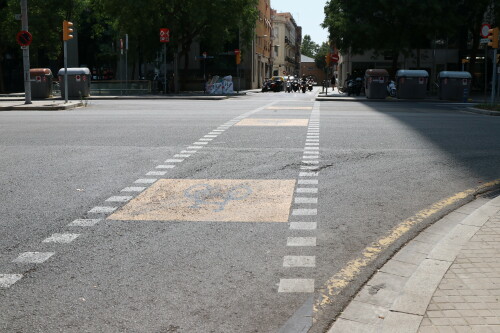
[0,101,279,289]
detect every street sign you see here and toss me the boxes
[234,49,240,55]
[331,53,339,63]
[16,30,32,47]
[160,28,170,43]
[481,24,491,38]
[481,38,490,44]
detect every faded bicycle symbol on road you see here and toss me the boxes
[184,183,253,212]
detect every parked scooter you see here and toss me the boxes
[387,80,397,97]
[261,78,271,92]
[346,77,362,96]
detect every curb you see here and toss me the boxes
[465,107,500,116]
[327,194,500,333]
[0,101,83,111]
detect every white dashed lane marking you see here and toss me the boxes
[146,171,168,176]
[0,274,23,288]
[283,256,316,267]
[121,186,146,192]
[296,188,318,193]
[174,154,191,158]
[164,159,184,163]
[278,279,315,293]
[105,196,133,203]
[298,179,318,185]
[134,179,157,184]
[155,165,175,169]
[290,222,317,230]
[13,252,55,264]
[295,197,318,204]
[299,172,319,177]
[292,209,318,216]
[68,219,101,227]
[88,206,118,214]
[42,233,80,244]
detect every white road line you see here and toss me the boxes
[298,179,318,185]
[88,206,117,214]
[181,150,196,154]
[301,166,318,170]
[134,178,157,184]
[278,279,315,293]
[106,196,133,203]
[0,274,23,288]
[292,209,318,216]
[303,151,319,155]
[205,135,218,138]
[165,159,184,163]
[299,172,319,177]
[188,146,204,149]
[146,171,167,176]
[68,219,101,227]
[193,142,209,145]
[213,130,225,132]
[199,138,212,141]
[283,256,316,267]
[287,237,317,246]
[302,156,319,159]
[121,186,146,192]
[208,132,220,135]
[302,160,319,164]
[43,233,80,244]
[295,197,318,204]
[290,222,317,230]
[304,147,319,150]
[305,143,319,146]
[13,252,55,264]
[155,165,175,169]
[174,154,191,158]
[296,188,318,193]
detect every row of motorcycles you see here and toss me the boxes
[262,76,313,93]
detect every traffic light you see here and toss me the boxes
[325,53,331,66]
[488,27,499,49]
[63,20,74,41]
[235,50,241,64]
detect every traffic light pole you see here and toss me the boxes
[491,48,497,104]
[64,40,68,103]
[21,0,31,104]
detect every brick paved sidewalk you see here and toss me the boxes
[328,195,500,333]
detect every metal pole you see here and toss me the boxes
[125,34,128,93]
[64,41,68,103]
[164,43,167,94]
[485,47,488,103]
[491,48,497,104]
[20,0,31,104]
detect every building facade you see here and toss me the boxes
[271,11,301,77]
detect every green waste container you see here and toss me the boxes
[58,67,91,99]
[438,71,472,101]
[396,70,429,99]
[364,69,389,99]
[30,68,53,99]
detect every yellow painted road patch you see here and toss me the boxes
[108,179,296,222]
[266,107,313,110]
[235,118,309,127]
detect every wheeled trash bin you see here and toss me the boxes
[438,71,472,101]
[395,70,429,99]
[58,67,91,99]
[364,69,389,99]
[30,68,53,99]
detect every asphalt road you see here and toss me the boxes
[0,89,499,332]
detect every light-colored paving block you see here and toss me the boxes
[367,272,409,292]
[381,311,422,332]
[353,285,401,308]
[428,225,480,262]
[379,260,418,278]
[339,300,388,326]
[328,318,378,333]
[460,205,500,227]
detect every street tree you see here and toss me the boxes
[301,35,319,58]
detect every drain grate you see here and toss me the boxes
[479,188,500,199]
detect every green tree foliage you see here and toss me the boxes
[322,0,498,72]
[314,42,330,71]
[301,34,319,57]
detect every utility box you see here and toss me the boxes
[438,71,472,101]
[30,68,53,99]
[364,69,389,99]
[58,67,91,99]
[396,69,429,99]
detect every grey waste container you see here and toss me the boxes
[365,69,389,99]
[396,69,429,99]
[30,68,53,99]
[58,67,91,99]
[438,71,472,101]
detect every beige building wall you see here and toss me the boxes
[271,11,301,77]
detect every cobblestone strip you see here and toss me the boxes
[327,195,500,333]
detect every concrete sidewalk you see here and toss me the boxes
[0,99,83,111]
[328,193,500,332]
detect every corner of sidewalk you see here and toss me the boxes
[327,190,500,333]
[0,99,83,111]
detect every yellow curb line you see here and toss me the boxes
[313,179,500,317]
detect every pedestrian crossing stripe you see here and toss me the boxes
[235,118,308,127]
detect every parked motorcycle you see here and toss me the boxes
[346,77,362,96]
[261,79,271,92]
[387,80,397,97]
